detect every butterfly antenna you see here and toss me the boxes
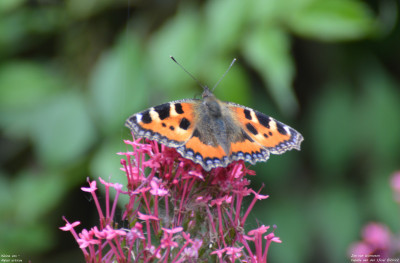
[212,58,237,92]
[170,56,206,90]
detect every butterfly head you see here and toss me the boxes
[201,86,223,119]
[202,86,214,99]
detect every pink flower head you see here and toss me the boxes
[61,137,279,262]
[265,232,282,243]
[99,177,114,188]
[350,242,374,257]
[60,218,80,231]
[248,225,270,236]
[104,225,126,239]
[210,248,226,258]
[150,178,168,196]
[124,138,153,154]
[138,211,159,221]
[362,223,391,249]
[231,161,245,178]
[128,223,145,240]
[210,195,232,206]
[195,195,212,204]
[113,183,123,191]
[188,170,205,181]
[160,227,183,248]
[161,234,179,248]
[251,189,269,200]
[349,222,393,259]
[225,246,243,256]
[81,179,97,193]
[143,154,162,169]
[94,225,127,240]
[77,229,100,248]
[162,227,183,234]
[132,186,151,195]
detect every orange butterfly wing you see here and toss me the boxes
[125,99,228,170]
[227,102,303,159]
[125,100,198,147]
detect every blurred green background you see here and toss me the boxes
[1,0,399,262]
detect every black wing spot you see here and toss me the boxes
[141,110,152,124]
[162,123,166,127]
[276,122,287,135]
[246,123,258,135]
[269,131,273,136]
[256,112,270,128]
[169,126,175,131]
[192,129,201,138]
[175,103,184,114]
[244,109,252,120]
[154,103,170,120]
[129,116,138,123]
[242,130,255,142]
[263,133,269,138]
[179,118,191,130]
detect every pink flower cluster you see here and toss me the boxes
[348,171,400,261]
[349,223,394,260]
[60,137,281,262]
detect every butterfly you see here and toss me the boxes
[125,85,303,171]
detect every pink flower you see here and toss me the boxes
[251,189,269,200]
[94,225,127,240]
[150,178,168,196]
[127,223,145,241]
[137,211,159,221]
[349,222,394,259]
[161,234,179,248]
[225,246,243,256]
[248,225,270,236]
[59,219,80,231]
[77,229,100,248]
[362,223,391,249]
[210,195,232,206]
[188,170,205,181]
[265,232,282,243]
[162,227,183,234]
[81,179,97,192]
[185,238,203,256]
[61,137,279,262]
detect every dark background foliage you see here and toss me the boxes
[0,0,399,262]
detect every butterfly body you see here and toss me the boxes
[126,87,303,171]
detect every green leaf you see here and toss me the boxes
[0,61,63,110]
[0,0,25,13]
[89,34,148,134]
[243,26,297,115]
[30,90,96,166]
[356,61,400,164]
[0,170,65,253]
[0,173,12,214]
[309,84,355,177]
[0,8,66,57]
[288,0,376,41]
[203,0,249,53]
[13,171,66,221]
[310,186,360,263]
[148,6,205,96]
